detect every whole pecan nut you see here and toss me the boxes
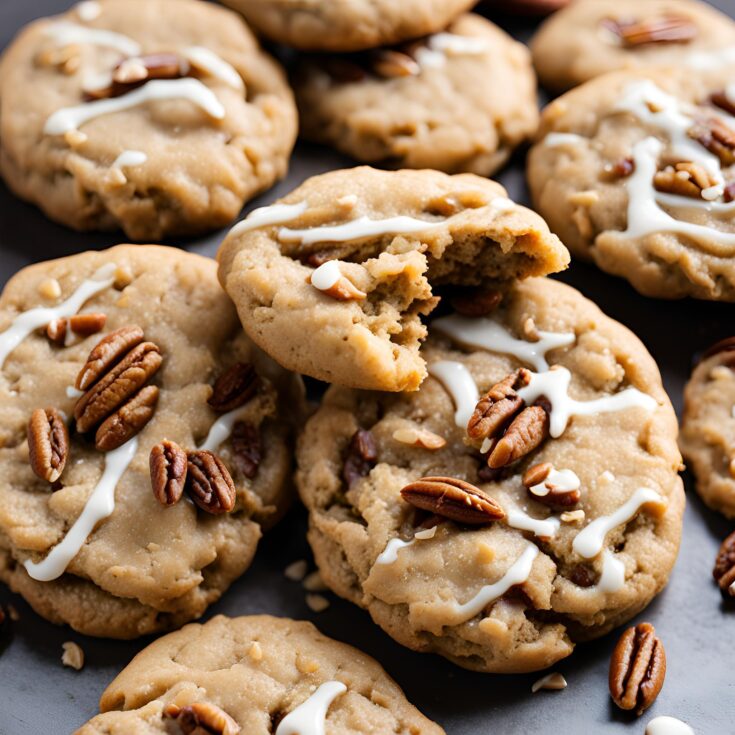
[46,313,107,346]
[488,402,549,469]
[609,622,666,715]
[602,16,697,46]
[187,450,237,514]
[467,369,530,442]
[400,476,505,525]
[75,325,145,391]
[231,421,261,479]
[342,428,377,487]
[522,462,581,508]
[163,702,240,735]
[150,440,188,506]
[207,362,259,413]
[27,407,69,483]
[713,530,735,597]
[95,385,159,452]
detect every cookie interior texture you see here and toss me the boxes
[218,167,569,393]
[680,348,735,518]
[0,0,297,241]
[219,0,477,52]
[297,277,684,673]
[295,13,539,175]
[527,67,735,301]
[0,245,300,638]
[531,0,735,92]
[76,614,444,734]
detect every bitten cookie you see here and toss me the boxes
[219,0,477,52]
[217,167,569,393]
[76,615,444,735]
[0,245,301,638]
[531,0,735,92]
[527,68,735,301]
[0,0,297,241]
[297,277,684,673]
[294,14,538,175]
[680,338,735,518]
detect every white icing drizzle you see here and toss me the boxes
[44,20,141,56]
[198,405,250,452]
[66,386,84,399]
[572,487,665,559]
[517,367,658,438]
[506,508,560,540]
[24,437,138,581]
[229,201,308,237]
[375,526,437,565]
[44,78,225,135]
[686,45,735,71]
[182,46,244,91]
[275,681,347,735]
[646,716,695,735]
[310,261,342,291]
[543,132,585,148]
[432,315,575,372]
[655,190,735,213]
[112,150,147,169]
[529,467,580,498]
[449,544,538,621]
[0,263,116,369]
[427,360,479,428]
[75,1,101,21]
[595,550,626,593]
[414,32,490,69]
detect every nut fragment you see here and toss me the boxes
[88,53,190,100]
[95,384,159,451]
[653,161,719,199]
[603,157,635,179]
[713,530,735,597]
[163,702,240,735]
[342,429,377,487]
[468,369,530,442]
[487,401,550,469]
[370,49,420,78]
[75,325,144,391]
[711,90,735,117]
[186,450,236,514]
[207,362,259,413]
[305,593,330,612]
[61,641,85,670]
[231,421,261,478]
[28,408,69,484]
[400,476,505,525]
[602,16,697,46]
[522,462,581,509]
[46,313,107,346]
[609,622,666,715]
[531,672,567,693]
[689,117,735,166]
[150,440,188,507]
[392,426,446,450]
[450,288,503,317]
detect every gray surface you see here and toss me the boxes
[0,1,734,733]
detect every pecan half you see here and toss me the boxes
[95,385,159,451]
[163,703,240,735]
[488,402,549,469]
[400,476,505,525]
[602,16,697,46]
[150,440,188,506]
[46,313,107,346]
[711,90,735,118]
[76,325,144,391]
[231,421,261,479]
[522,462,581,508]
[689,117,735,166]
[87,53,190,100]
[187,450,236,514]
[609,623,666,715]
[28,407,69,483]
[370,49,420,78]
[342,429,377,487]
[207,362,259,413]
[467,369,530,442]
[713,530,735,597]
[653,161,719,199]
[450,288,503,317]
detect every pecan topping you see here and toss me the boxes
[76,325,145,391]
[370,49,420,78]
[207,362,259,413]
[187,450,237,514]
[713,530,735,597]
[392,426,446,450]
[609,623,666,715]
[467,369,530,442]
[150,440,188,506]
[400,476,505,525]
[488,402,549,468]
[711,90,735,118]
[28,407,69,483]
[342,429,377,487]
[689,117,735,166]
[653,161,720,199]
[46,313,107,346]
[602,16,697,46]
[725,182,735,203]
[231,421,261,479]
[450,288,503,317]
[87,53,190,100]
[163,702,240,735]
[522,462,581,508]
[95,385,159,452]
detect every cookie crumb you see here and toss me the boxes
[598,470,615,485]
[476,541,495,565]
[306,593,330,613]
[7,604,20,622]
[531,672,567,693]
[114,265,134,288]
[337,194,358,209]
[38,278,61,300]
[285,559,309,581]
[296,655,320,674]
[248,641,263,662]
[64,129,88,148]
[303,571,327,592]
[522,317,540,342]
[61,641,85,670]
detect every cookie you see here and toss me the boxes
[0,0,297,241]
[0,245,301,638]
[219,0,477,53]
[217,166,569,393]
[530,0,735,92]
[297,276,684,673]
[680,338,735,518]
[76,614,444,734]
[527,68,735,301]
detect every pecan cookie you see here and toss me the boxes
[76,615,443,734]
[297,276,684,673]
[0,0,297,241]
[530,0,735,92]
[294,14,538,176]
[0,245,301,638]
[680,338,735,518]
[217,166,569,392]
[527,67,735,301]
[219,0,477,52]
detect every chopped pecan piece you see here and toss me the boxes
[187,450,237,514]
[522,462,581,508]
[231,421,262,479]
[467,369,530,442]
[163,702,240,735]
[653,161,719,199]
[149,440,188,506]
[711,90,735,117]
[392,426,446,450]
[713,530,735,597]
[602,16,697,46]
[95,384,159,452]
[370,49,420,78]
[207,362,259,413]
[342,429,377,487]
[724,182,735,203]
[27,407,69,483]
[689,117,735,166]
[86,53,190,100]
[46,313,107,346]
[450,288,503,317]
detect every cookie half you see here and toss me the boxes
[217,167,569,392]
[0,0,297,240]
[295,14,539,175]
[76,614,444,734]
[0,245,301,638]
[297,277,684,673]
